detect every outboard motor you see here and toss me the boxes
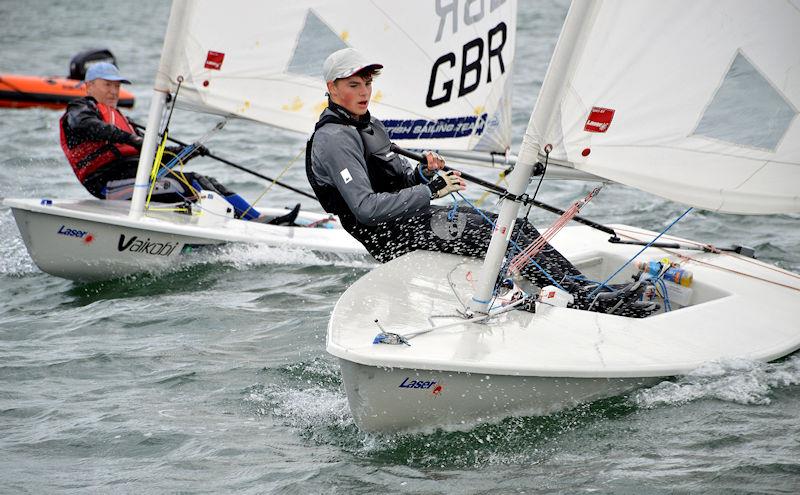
[68,48,118,81]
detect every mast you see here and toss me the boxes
[129,0,189,220]
[468,0,597,314]
[128,92,167,219]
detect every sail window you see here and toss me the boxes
[287,10,348,78]
[693,52,796,151]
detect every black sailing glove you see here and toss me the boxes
[427,170,463,199]
[129,134,144,149]
[193,143,210,156]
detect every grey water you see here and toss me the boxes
[2,0,799,493]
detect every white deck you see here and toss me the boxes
[328,224,800,378]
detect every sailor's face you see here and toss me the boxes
[86,79,121,108]
[328,75,372,117]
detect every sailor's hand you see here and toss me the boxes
[130,135,144,149]
[423,150,445,171]
[193,143,210,156]
[427,170,465,199]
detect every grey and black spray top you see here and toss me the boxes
[306,102,431,232]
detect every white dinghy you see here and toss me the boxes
[328,0,800,433]
[4,198,361,281]
[3,0,526,281]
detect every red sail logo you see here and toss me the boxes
[204,51,225,70]
[584,107,615,133]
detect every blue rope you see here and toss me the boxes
[447,195,459,221]
[156,144,198,179]
[417,164,430,184]
[565,274,603,285]
[455,191,495,226]
[588,207,694,298]
[657,278,672,312]
[423,166,459,223]
[455,192,565,290]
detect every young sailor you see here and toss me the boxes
[307,50,566,276]
[306,48,658,317]
[59,62,275,222]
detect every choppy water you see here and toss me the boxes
[2,1,799,493]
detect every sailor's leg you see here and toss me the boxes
[420,212,582,288]
[353,206,576,277]
[508,218,583,288]
[355,206,494,262]
[101,178,136,200]
[102,176,187,203]
[395,209,583,289]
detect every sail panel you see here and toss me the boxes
[528,0,800,214]
[156,0,517,153]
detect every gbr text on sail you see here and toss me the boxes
[427,0,509,107]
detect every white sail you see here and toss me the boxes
[518,0,800,215]
[155,0,517,153]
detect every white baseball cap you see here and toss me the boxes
[323,48,383,82]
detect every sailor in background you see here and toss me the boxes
[306,48,581,288]
[59,62,272,222]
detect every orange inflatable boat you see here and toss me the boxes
[0,49,135,110]
[0,74,135,110]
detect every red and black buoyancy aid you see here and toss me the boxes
[59,101,139,182]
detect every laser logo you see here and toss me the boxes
[57,225,94,244]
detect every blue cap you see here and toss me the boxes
[84,62,131,84]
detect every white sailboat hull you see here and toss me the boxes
[327,225,800,432]
[339,359,657,433]
[4,198,368,281]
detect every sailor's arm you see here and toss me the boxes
[64,98,141,147]
[388,148,462,198]
[389,154,437,189]
[312,129,430,226]
[371,118,442,188]
[412,150,446,185]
